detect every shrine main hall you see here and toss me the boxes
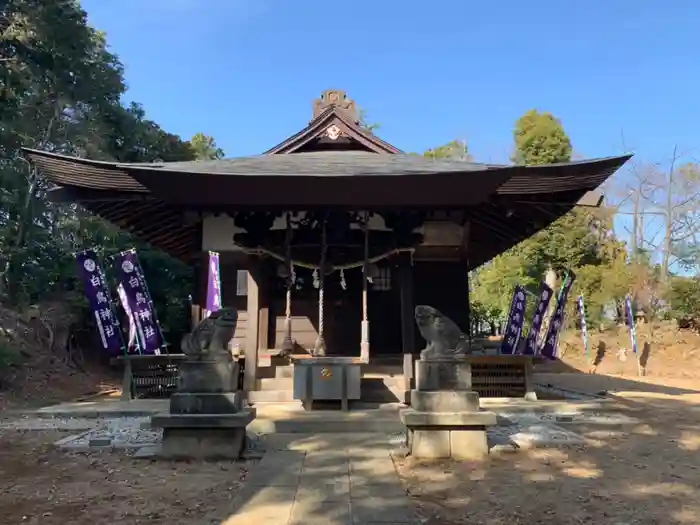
[24,89,630,400]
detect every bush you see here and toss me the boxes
[0,337,22,370]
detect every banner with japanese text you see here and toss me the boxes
[500,285,526,354]
[523,281,554,355]
[625,294,638,354]
[75,249,123,355]
[205,251,222,318]
[541,271,576,360]
[113,249,164,355]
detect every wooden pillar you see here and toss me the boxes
[258,263,270,353]
[462,220,472,338]
[191,252,208,329]
[399,253,416,403]
[243,262,261,393]
[465,267,472,338]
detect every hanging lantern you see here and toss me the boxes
[339,269,347,290]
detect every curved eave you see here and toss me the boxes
[466,188,616,270]
[22,148,147,192]
[497,154,632,194]
[73,198,199,261]
[24,147,631,209]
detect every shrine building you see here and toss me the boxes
[23,89,631,400]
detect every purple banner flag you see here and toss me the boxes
[113,250,164,355]
[117,283,140,354]
[75,249,123,355]
[523,282,554,355]
[205,251,222,318]
[625,294,638,354]
[541,271,577,360]
[500,285,526,354]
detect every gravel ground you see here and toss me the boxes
[0,409,639,453]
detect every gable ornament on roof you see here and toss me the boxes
[325,125,342,141]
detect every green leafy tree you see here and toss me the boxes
[512,109,572,165]
[470,109,629,329]
[358,108,381,133]
[189,132,224,160]
[423,139,472,161]
[0,0,208,360]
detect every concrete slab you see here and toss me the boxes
[296,476,351,502]
[510,424,587,448]
[400,408,497,427]
[351,496,417,523]
[218,433,417,524]
[290,501,351,525]
[223,485,297,524]
[29,399,168,418]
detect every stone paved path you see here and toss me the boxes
[221,433,417,524]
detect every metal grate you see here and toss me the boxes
[471,363,527,398]
[132,362,180,398]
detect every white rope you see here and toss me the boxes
[314,217,328,355]
[242,245,415,271]
[318,286,324,340]
[284,213,292,322]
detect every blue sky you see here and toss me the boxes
[81,0,699,166]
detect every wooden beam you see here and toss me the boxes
[47,186,151,202]
[398,253,416,404]
[576,190,604,207]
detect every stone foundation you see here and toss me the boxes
[401,410,497,459]
[402,357,496,460]
[152,409,255,460]
[148,326,255,461]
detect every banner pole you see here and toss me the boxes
[577,295,590,366]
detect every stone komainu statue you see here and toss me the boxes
[414,305,471,359]
[181,307,238,356]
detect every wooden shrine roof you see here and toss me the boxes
[20,82,631,265]
[23,147,631,265]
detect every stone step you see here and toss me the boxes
[258,377,294,390]
[248,389,296,403]
[256,365,294,379]
[247,405,405,434]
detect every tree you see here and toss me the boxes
[0,0,208,360]
[511,109,572,165]
[358,108,380,133]
[189,132,224,160]
[423,139,472,161]
[650,152,700,279]
[470,108,628,330]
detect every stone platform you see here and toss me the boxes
[150,389,255,459]
[402,357,497,460]
[151,409,256,459]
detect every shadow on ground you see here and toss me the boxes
[397,373,700,524]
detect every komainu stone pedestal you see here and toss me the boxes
[150,356,256,460]
[401,358,496,460]
[150,308,255,460]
